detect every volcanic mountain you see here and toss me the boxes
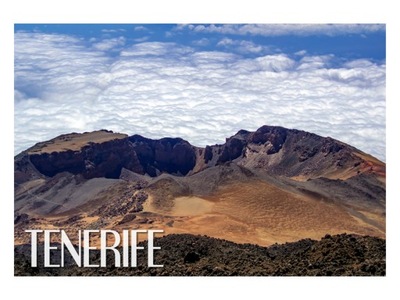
[14,125,385,248]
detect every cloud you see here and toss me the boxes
[217,38,272,54]
[101,28,126,33]
[14,32,386,162]
[177,24,385,37]
[134,36,150,42]
[296,55,333,71]
[294,50,307,56]
[192,38,210,47]
[134,26,148,31]
[14,32,108,103]
[120,42,193,57]
[92,36,126,51]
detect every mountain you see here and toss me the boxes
[15,126,385,182]
[14,125,385,248]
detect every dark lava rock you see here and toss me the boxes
[117,214,137,225]
[217,137,247,164]
[53,215,83,227]
[14,154,45,184]
[249,125,287,154]
[204,146,213,163]
[14,233,385,276]
[16,135,144,180]
[14,213,29,225]
[129,135,196,176]
[184,252,201,263]
[14,125,384,182]
[30,138,143,179]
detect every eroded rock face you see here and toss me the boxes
[129,135,196,176]
[216,137,247,164]
[14,125,385,181]
[28,138,143,179]
[16,131,199,180]
[14,154,44,184]
[249,125,288,154]
[199,125,376,180]
[14,131,144,181]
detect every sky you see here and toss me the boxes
[14,24,386,161]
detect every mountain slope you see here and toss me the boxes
[14,125,385,247]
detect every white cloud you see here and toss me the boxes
[14,33,109,104]
[294,50,307,56]
[255,54,296,71]
[92,36,126,51]
[134,36,150,42]
[177,24,385,36]
[192,38,210,47]
[216,38,236,46]
[217,38,269,54]
[297,55,333,71]
[14,33,386,162]
[134,26,148,31]
[120,42,193,57]
[101,28,126,33]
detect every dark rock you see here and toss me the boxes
[250,125,287,154]
[14,233,385,276]
[129,135,196,176]
[53,215,83,226]
[14,213,29,224]
[15,125,385,182]
[204,146,213,163]
[117,214,136,225]
[184,252,200,263]
[23,137,143,179]
[217,137,246,164]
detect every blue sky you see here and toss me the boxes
[14,24,386,160]
[15,24,385,61]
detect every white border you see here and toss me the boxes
[1,1,398,299]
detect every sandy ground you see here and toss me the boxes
[139,180,385,246]
[15,177,385,248]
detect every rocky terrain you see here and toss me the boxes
[14,125,386,275]
[14,233,385,276]
[15,126,385,183]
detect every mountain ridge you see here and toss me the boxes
[14,125,385,182]
[14,125,386,248]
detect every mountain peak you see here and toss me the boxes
[14,125,386,249]
[15,125,385,183]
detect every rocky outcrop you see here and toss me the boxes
[216,137,247,164]
[249,125,288,154]
[129,135,197,176]
[14,125,385,181]
[14,154,44,184]
[28,138,143,179]
[198,125,382,180]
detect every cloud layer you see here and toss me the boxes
[14,32,386,161]
[176,24,385,36]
